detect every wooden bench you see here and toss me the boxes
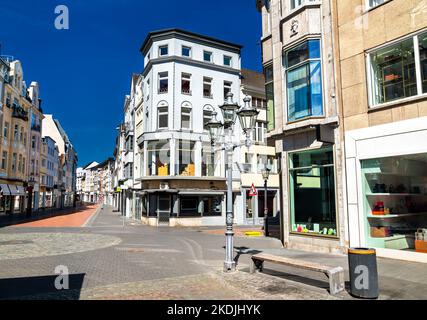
[250,253,345,295]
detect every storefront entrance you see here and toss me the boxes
[244,189,278,225]
[157,194,171,226]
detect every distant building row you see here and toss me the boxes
[0,56,78,215]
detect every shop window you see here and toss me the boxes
[202,143,215,176]
[176,140,195,176]
[369,38,416,105]
[289,148,337,236]
[362,153,427,254]
[147,140,170,176]
[202,196,222,216]
[285,39,323,121]
[180,197,200,217]
[264,65,275,131]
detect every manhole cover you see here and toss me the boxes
[0,240,34,246]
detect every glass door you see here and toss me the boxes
[157,194,171,226]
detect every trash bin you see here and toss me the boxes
[348,248,379,299]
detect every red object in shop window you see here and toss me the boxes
[372,201,385,216]
[415,229,427,253]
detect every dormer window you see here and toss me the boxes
[159,45,168,57]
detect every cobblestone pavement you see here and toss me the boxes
[0,205,426,300]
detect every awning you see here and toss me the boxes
[178,190,226,196]
[145,189,178,194]
[8,185,26,196]
[0,184,11,196]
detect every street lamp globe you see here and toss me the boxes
[220,92,240,128]
[206,111,223,143]
[237,96,259,133]
[261,165,271,181]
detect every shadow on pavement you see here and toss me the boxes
[0,273,86,300]
[227,246,263,264]
[0,203,93,228]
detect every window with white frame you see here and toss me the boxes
[223,55,232,67]
[203,51,213,63]
[181,105,192,130]
[290,0,316,10]
[203,106,213,130]
[223,81,232,100]
[367,0,385,9]
[158,106,168,129]
[255,121,267,144]
[182,46,191,57]
[158,72,168,94]
[368,30,427,106]
[159,45,168,57]
[285,39,323,121]
[181,73,191,94]
[203,77,213,98]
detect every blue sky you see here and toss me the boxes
[0,0,262,166]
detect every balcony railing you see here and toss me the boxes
[158,87,168,94]
[182,88,192,95]
[12,105,28,121]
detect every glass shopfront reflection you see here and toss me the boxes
[289,147,337,236]
[362,153,427,253]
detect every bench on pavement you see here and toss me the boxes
[250,253,345,295]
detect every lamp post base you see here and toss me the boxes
[223,261,236,273]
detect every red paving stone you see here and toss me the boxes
[12,205,100,228]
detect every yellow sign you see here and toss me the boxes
[115,187,121,192]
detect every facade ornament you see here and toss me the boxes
[290,19,299,36]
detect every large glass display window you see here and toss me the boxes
[362,153,427,253]
[289,147,337,236]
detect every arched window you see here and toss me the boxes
[157,101,168,129]
[203,105,214,131]
[181,102,192,130]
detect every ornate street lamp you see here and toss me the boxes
[237,96,259,147]
[261,164,271,237]
[206,93,259,272]
[220,92,240,128]
[206,111,223,145]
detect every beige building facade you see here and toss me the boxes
[337,0,427,263]
[257,0,347,253]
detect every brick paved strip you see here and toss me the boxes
[11,205,100,228]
